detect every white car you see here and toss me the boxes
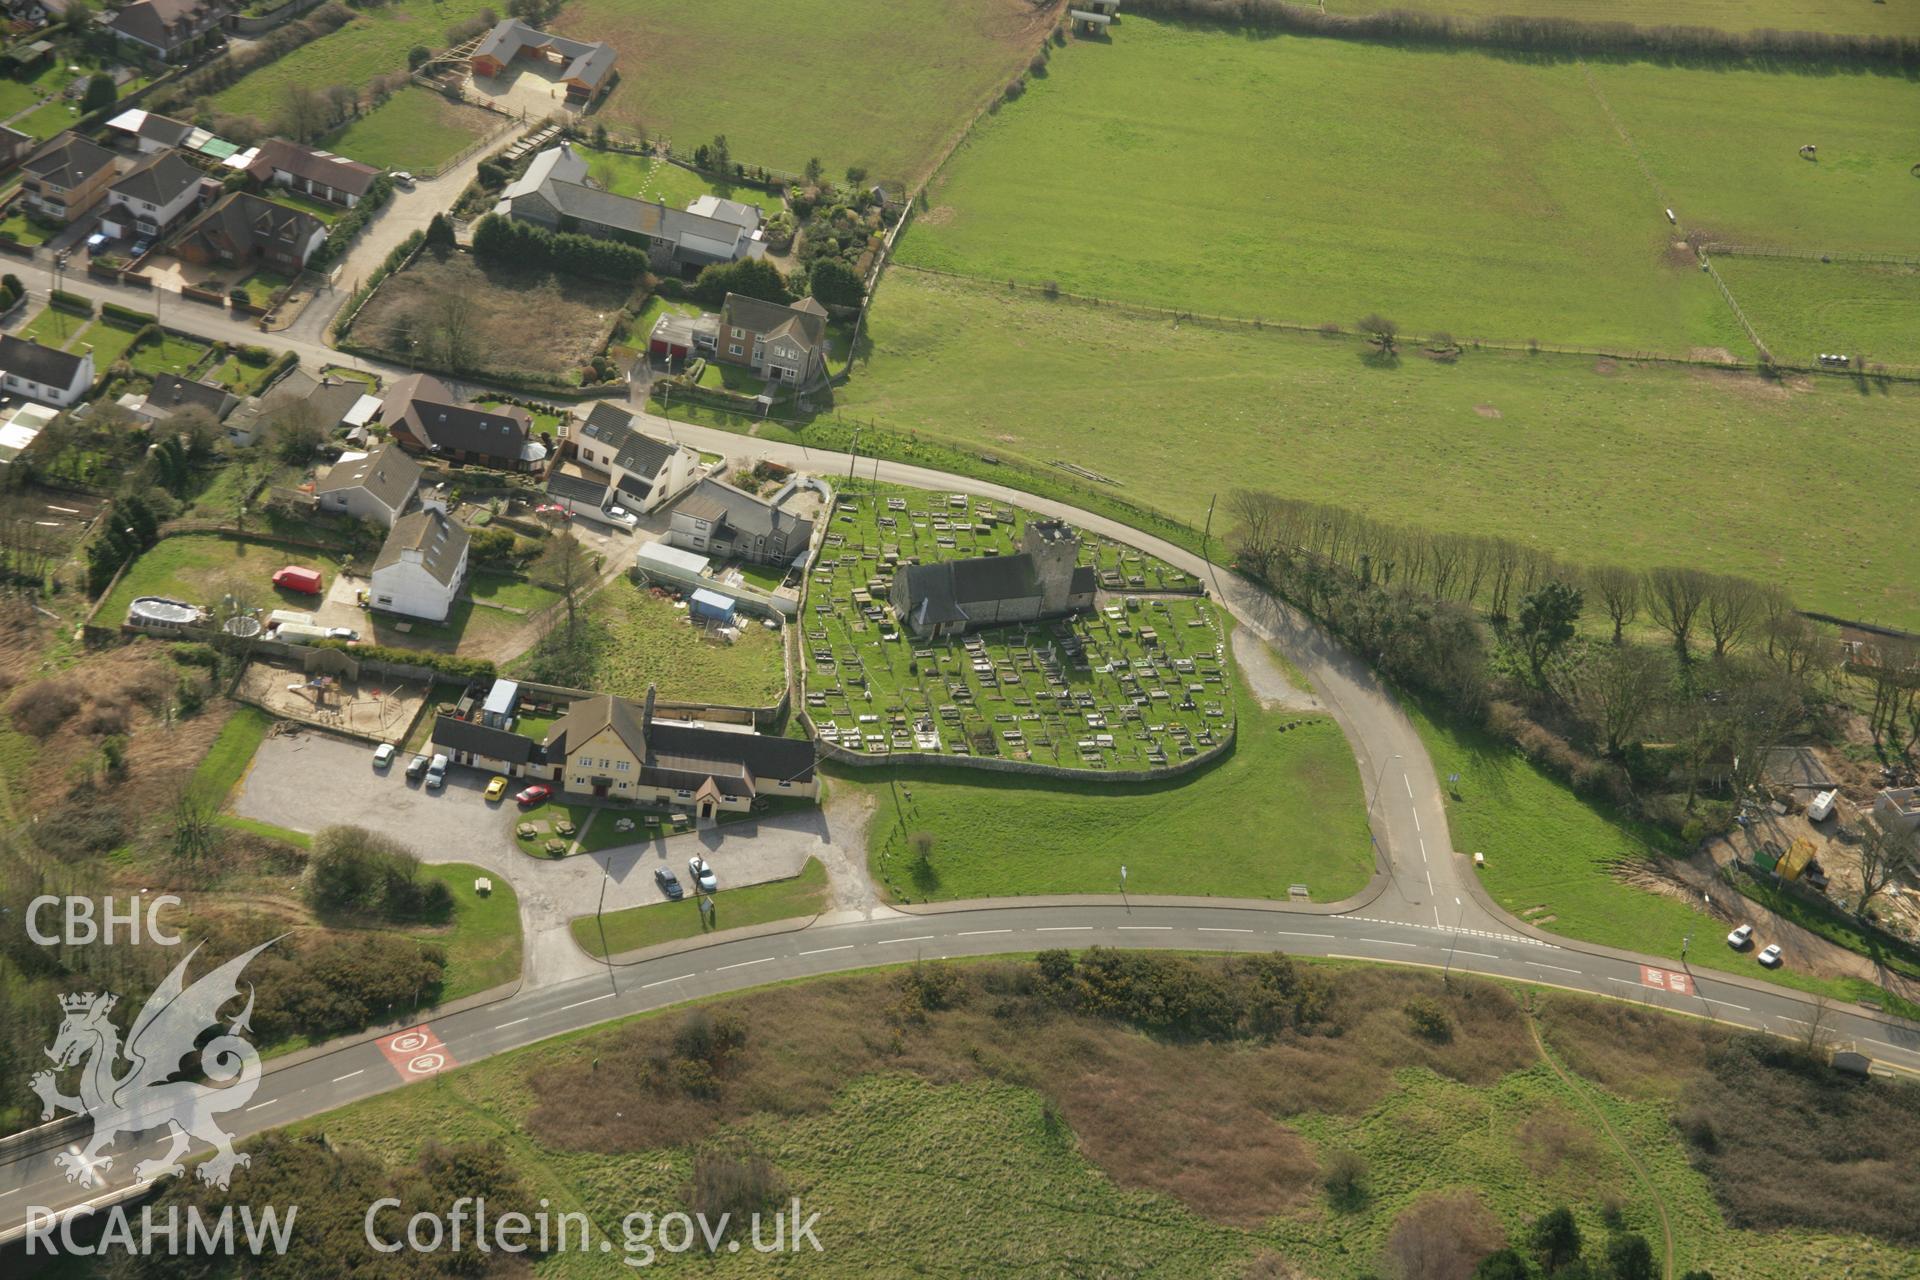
[687,855,717,893]
[372,742,396,768]
[424,753,449,790]
[1756,944,1784,968]
[390,171,415,188]
[1726,924,1753,949]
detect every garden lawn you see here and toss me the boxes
[1324,0,1920,36]
[20,305,87,348]
[854,680,1371,902]
[557,0,1053,183]
[576,148,784,219]
[320,86,497,174]
[235,269,295,309]
[837,271,1920,629]
[208,0,496,122]
[0,210,52,245]
[1411,701,1916,1014]
[0,78,40,118]
[561,574,786,707]
[74,321,140,367]
[409,863,521,999]
[193,704,276,801]
[1710,256,1920,365]
[98,535,346,632]
[902,21,1735,354]
[464,570,559,613]
[15,97,80,140]
[571,858,827,956]
[129,332,212,378]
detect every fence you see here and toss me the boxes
[1696,253,1767,356]
[1701,243,1920,267]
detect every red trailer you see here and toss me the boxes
[272,566,324,595]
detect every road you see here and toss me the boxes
[4,901,1916,1239]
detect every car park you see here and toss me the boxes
[1757,944,1784,968]
[484,776,509,803]
[1726,924,1753,949]
[424,753,449,790]
[372,743,396,768]
[515,784,552,808]
[688,855,717,893]
[406,753,430,780]
[654,866,684,900]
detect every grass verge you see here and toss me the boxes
[570,857,827,957]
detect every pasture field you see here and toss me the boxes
[287,963,1920,1278]
[1713,256,1920,365]
[554,0,1055,183]
[836,271,1920,628]
[903,21,1735,353]
[208,0,494,125]
[322,86,499,174]
[1322,0,1920,37]
[1586,61,1920,255]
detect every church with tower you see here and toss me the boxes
[890,519,1099,639]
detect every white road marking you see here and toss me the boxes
[244,1100,278,1113]
[1606,976,1638,986]
[1424,869,1434,893]
[1119,925,1171,931]
[1411,809,1420,832]
[493,1018,527,1030]
[1036,926,1091,932]
[1864,1039,1904,1051]
[1403,776,1413,799]
[799,945,854,956]
[641,974,693,988]
[1199,927,1252,934]
[715,958,773,971]
[0,1189,21,1198]
[560,994,615,1010]
[879,935,935,944]
[1702,999,1750,1011]
[1367,939,1417,948]
[1451,951,1498,961]
[1419,837,1427,862]
[958,929,1013,936]
[331,1070,364,1083]
[1527,962,1581,975]
[1276,931,1334,939]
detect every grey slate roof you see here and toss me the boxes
[0,332,87,389]
[471,19,616,91]
[382,372,531,463]
[248,138,379,198]
[315,442,420,510]
[896,553,1043,629]
[1069,564,1097,596]
[176,192,325,264]
[502,159,746,256]
[545,467,609,506]
[142,373,237,420]
[676,477,814,544]
[26,134,115,189]
[544,693,650,760]
[432,713,539,765]
[649,720,815,787]
[579,402,676,479]
[372,508,468,586]
[110,150,202,206]
[721,293,828,352]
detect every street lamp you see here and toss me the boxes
[1366,752,1403,825]
[1442,896,1466,988]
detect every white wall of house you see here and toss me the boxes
[369,547,467,621]
[2,352,93,408]
[273,170,360,208]
[317,483,410,529]
[106,183,200,239]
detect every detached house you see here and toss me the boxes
[139,372,238,422]
[315,442,421,528]
[468,19,616,104]
[379,372,546,473]
[369,505,468,621]
[105,109,194,155]
[667,477,815,569]
[22,134,118,224]
[175,192,327,273]
[715,293,830,386]
[0,334,93,407]
[108,0,231,60]
[247,139,380,209]
[567,403,699,514]
[102,150,208,242]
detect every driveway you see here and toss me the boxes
[233,731,863,985]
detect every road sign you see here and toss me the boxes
[1639,966,1693,996]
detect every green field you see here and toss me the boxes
[208,0,495,124]
[549,574,787,708]
[321,86,498,174]
[555,0,1053,182]
[412,863,523,999]
[1712,255,1920,365]
[98,534,346,631]
[576,148,784,218]
[194,704,276,801]
[571,857,828,956]
[850,675,1370,903]
[837,271,1920,628]
[1323,0,1920,36]
[904,22,1740,353]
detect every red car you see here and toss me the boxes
[272,566,324,595]
[515,784,552,808]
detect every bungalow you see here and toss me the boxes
[0,126,34,171]
[21,134,118,224]
[105,109,195,155]
[0,334,93,407]
[174,192,328,273]
[497,144,757,274]
[379,372,546,473]
[247,138,380,209]
[566,402,699,514]
[468,19,616,104]
[369,505,468,621]
[108,0,231,60]
[891,520,1097,639]
[102,150,209,242]
[140,372,238,422]
[667,477,815,569]
[315,442,421,528]
[714,292,829,386]
[432,714,541,777]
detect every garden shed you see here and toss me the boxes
[690,588,738,626]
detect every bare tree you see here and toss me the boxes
[1560,643,1669,756]
[279,83,330,142]
[1645,566,1709,662]
[534,528,598,641]
[1586,563,1641,644]
[1856,820,1918,919]
[170,785,223,870]
[430,283,481,373]
[1356,313,1399,356]
[1227,489,1283,582]
[1703,573,1763,659]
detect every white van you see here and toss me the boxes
[1806,790,1837,822]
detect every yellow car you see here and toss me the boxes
[484,776,509,803]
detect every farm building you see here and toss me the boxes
[469,19,616,104]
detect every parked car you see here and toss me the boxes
[484,776,509,803]
[1757,944,1784,968]
[515,783,551,808]
[1726,924,1753,949]
[85,231,109,253]
[654,866,683,900]
[688,855,717,893]
[390,171,415,188]
[372,742,396,768]
[130,238,151,258]
[405,753,430,780]
[424,753,449,790]
[327,627,359,641]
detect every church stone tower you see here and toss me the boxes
[1022,519,1080,614]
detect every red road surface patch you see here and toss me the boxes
[1639,965,1693,996]
[377,1025,456,1079]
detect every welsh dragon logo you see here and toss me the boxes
[30,939,278,1191]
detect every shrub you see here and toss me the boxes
[1405,996,1453,1042]
[49,289,94,317]
[407,44,431,69]
[471,213,649,281]
[1605,1233,1655,1280]
[101,302,158,329]
[1321,1148,1369,1210]
[303,825,452,923]
[10,678,82,737]
[685,1144,786,1240]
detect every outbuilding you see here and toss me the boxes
[690,588,738,626]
